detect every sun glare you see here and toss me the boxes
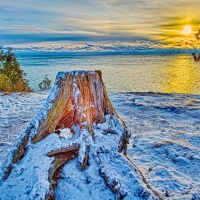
[182,25,192,35]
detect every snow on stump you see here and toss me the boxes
[0,70,159,200]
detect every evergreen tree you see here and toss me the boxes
[0,48,32,92]
[38,75,51,91]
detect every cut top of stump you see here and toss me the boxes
[33,70,115,143]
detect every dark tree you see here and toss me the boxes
[192,52,200,62]
[192,30,200,62]
[38,75,51,91]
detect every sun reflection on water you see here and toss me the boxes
[163,55,200,94]
[19,54,200,94]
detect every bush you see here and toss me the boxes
[0,48,32,92]
[38,75,51,91]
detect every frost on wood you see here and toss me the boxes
[0,70,159,200]
[32,70,115,143]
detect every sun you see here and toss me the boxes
[182,25,192,35]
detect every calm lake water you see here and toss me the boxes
[17,54,200,94]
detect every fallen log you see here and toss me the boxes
[0,70,160,200]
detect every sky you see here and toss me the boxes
[1,0,200,53]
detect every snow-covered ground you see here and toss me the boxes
[0,91,200,199]
[112,92,200,199]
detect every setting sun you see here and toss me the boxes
[182,25,192,35]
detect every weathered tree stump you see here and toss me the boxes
[0,70,159,200]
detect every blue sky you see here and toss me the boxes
[1,0,200,52]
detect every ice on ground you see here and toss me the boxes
[0,91,200,199]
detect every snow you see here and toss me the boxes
[59,128,73,139]
[0,91,200,199]
[73,77,80,104]
[112,92,200,199]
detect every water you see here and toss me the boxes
[17,54,200,94]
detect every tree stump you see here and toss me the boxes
[0,70,159,200]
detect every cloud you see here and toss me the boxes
[1,0,200,49]
[0,32,159,45]
[5,39,199,55]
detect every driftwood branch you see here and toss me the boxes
[46,145,80,199]
[79,145,90,170]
